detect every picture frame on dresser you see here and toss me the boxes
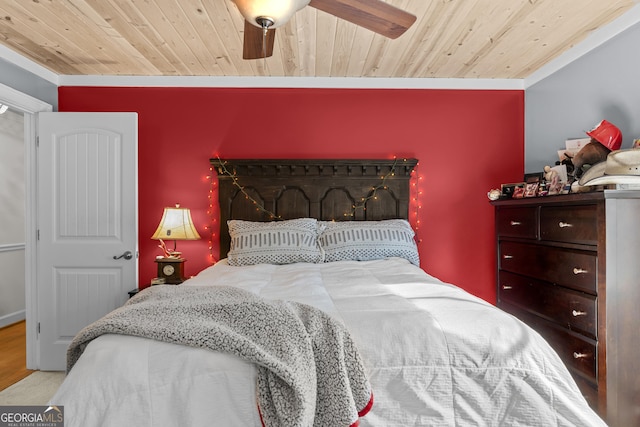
[501,182,525,199]
[500,182,523,199]
[512,184,525,198]
[524,171,544,183]
[524,182,539,197]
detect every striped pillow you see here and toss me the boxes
[227,218,323,266]
[318,219,419,265]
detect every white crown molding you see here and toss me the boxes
[57,75,524,90]
[0,44,59,85]
[525,3,640,88]
[0,41,522,89]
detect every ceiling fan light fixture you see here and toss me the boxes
[232,0,310,28]
[255,16,274,29]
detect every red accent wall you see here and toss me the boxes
[58,86,524,304]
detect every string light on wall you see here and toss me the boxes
[205,165,219,264]
[214,157,408,221]
[344,157,400,218]
[410,162,423,244]
[216,157,283,220]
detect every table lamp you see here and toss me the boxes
[151,204,200,283]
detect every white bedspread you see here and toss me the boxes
[52,258,606,426]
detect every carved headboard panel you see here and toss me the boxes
[210,158,418,259]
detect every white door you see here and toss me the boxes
[36,112,138,370]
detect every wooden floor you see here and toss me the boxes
[0,321,32,391]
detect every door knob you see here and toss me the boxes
[113,250,133,260]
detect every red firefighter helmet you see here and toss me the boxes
[586,120,622,151]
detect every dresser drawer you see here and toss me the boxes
[500,303,597,382]
[499,241,597,293]
[496,207,537,239]
[573,375,598,411]
[500,302,598,410]
[536,323,597,382]
[540,205,598,245]
[498,271,597,338]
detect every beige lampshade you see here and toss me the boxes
[151,205,201,241]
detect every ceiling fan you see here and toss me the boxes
[232,0,417,60]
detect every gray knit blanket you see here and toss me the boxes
[67,285,373,427]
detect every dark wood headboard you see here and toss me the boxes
[210,158,418,259]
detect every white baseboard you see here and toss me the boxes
[0,309,26,328]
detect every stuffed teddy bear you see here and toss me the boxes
[571,120,622,179]
[572,140,611,176]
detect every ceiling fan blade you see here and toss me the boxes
[243,20,276,60]
[309,0,416,39]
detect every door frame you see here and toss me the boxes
[0,82,52,369]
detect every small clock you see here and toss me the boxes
[163,264,175,276]
[155,257,186,284]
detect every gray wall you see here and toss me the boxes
[0,58,55,327]
[0,57,57,110]
[0,108,26,327]
[525,22,640,174]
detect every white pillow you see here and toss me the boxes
[227,218,323,266]
[318,219,420,265]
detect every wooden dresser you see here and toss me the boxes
[492,191,640,427]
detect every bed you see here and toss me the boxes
[51,159,606,427]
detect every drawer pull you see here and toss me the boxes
[503,255,514,259]
[573,267,588,275]
[573,352,589,359]
[558,221,573,228]
[510,221,521,226]
[502,285,513,290]
[572,310,587,317]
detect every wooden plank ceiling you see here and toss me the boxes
[0,0,635,79]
